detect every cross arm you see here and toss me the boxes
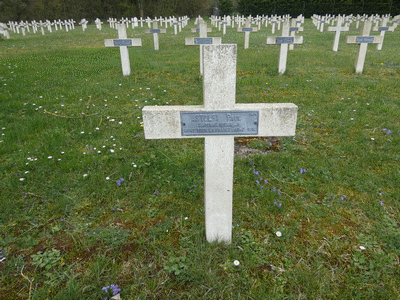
[142,103,298,139]
[346,36,384,44]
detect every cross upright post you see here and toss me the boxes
[237,18,258,49]
[142,44,298,243]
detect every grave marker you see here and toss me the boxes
[346,20,384,74]
[372,17,395,50]
[328,16,349,52]
[104,23,142,76]
[145,21,166,51]
[266,20,303,75]
[237,18,258,49]
[185,22,221,75]
[142,44,298,243]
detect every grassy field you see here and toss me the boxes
[0,18,399,299]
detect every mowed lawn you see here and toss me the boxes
[0,18,399,299]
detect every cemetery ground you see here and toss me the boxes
[0,18,399,299]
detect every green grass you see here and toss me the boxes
[1,18,399,299]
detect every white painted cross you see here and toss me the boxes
[237,18,258,49]
[328,16,349,52]
[104,23,142,76]
[185,22,221,75]
[145,21,166,51]
[372,17,395,50]
[142,44,298,243]
[346,20,384,74]
[266,19,303,75]
[79,19,88,31]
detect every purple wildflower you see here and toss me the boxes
[300,168,307,174]
[154,189,159,195]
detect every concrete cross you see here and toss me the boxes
[145,21,166,51]
[372,17,395,50]
[104,23,142,76]
[185,22,221,75]
[328,16,349,52]
[346,20,384,74]
[237,18,258,49]
[142,44,298,243]
[266,19,303,75]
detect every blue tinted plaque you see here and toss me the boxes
[150,29,161,33]
[378,26,389,31]
[276,37,294,44]
[181,111,259,136]
[356,36,374,43]
[289,27,298,31]
[242,28,253,32]
[194,38,213,45]
[113,39,132,46]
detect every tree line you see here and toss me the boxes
[1,0,399,22]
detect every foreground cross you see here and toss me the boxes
[104,23,142,76]
[142,44,298,243]
[346,20,383,74]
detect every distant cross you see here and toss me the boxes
[142,44,298,243]
[346,20,384,74]
[328,16,349,52]
[372,17,395,50]
[288,18,304,50]
[185,22,221,75]
[266,19,303,75]
[237,18,258,49]
[104,23,142,76]
[145,21,166,51]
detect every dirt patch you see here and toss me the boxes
[234,137,281,158]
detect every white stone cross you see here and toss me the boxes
[142,44,298,243]
[346,20,384,74]
[372,17,395,50]
[145,21,166,51]
[266,20,303,75]
[104,23,142,76]
[328,16,349,52]
[185,22,221,75]
[237,18,258,49]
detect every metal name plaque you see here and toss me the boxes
[114,39,132,46]
[276,37,294,44]
[289,27,298,31]
[378,26,389,31]
[181,111,259,136]
[150,29,161,33]
[195,38,213,45]
[356,36,374,43]
[242,28,253,32]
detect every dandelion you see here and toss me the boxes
[276,231,282,237]
[233,260,240,266]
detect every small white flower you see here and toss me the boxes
[83,174,88,177]
[110,149,114,153]
[106,176,110,180]
[102,145,106,148]
[184,217,188,220]
[115,96,118,98]
[371,138,375,141]
[19,178,25,181]
[61,151,64,154]
[57,158,61,161]
[109,119,115,122]
[97,151,101,154]
[276,231,282,237]
[24,171,29,174]
[359,246,366,251]
[118,121,122,125]
[80,131,84,134]
[233,260,240,266]
[48,156,53,159]
[95,127,99,130]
